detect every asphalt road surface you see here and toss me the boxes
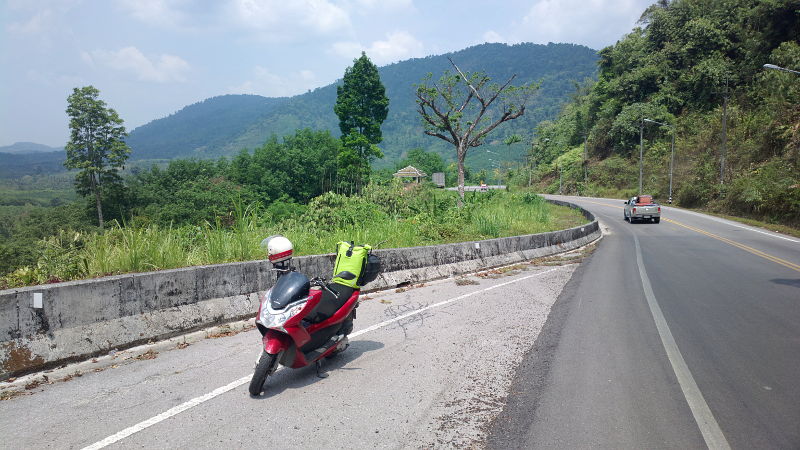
[446,185,506,192]
[1,260,578,449]
[488,195,800,449]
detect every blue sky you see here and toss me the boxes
[1,0,653,147]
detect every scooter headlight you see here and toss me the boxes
[260,299,307,330]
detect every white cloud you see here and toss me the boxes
[6,0,82,34]
[483,30,504,43]
[350,0,414,10]
[229,0,351,40]
[299,70,315,81]
[25,69,85,88]
[84,46,190,83]
[521,0,649,49]
[331,41,363,59]
[332,31,424,65]
[228,66,319,97]
[116,0,188,27]
[7,8,54,34]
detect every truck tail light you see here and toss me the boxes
[658,206,661,213]
[632,207,637,214]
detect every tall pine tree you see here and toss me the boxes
[65,86,131,228]
[334,52,389,191]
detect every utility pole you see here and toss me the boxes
[528,155,534,187]
[720,78,728,185]
[639,118,644,194]
[583,134,588,184]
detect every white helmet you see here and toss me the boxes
[260,235,293,263]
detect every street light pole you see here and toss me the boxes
[720,79,728,185]
[669,129,675,203]
[763,63,800,75]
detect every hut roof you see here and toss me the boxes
[393,165,427,178]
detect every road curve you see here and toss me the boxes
[488,195,800,449]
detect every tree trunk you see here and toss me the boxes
[456,148,466,208]
[91,172,104,228]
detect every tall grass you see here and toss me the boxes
[1,188,587,287]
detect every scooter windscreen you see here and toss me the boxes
[269,271,311,309]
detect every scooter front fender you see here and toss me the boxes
[263,330,291,354]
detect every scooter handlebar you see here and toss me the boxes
[308,276,328,286]
[309,277,339,299]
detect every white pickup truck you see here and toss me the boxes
[624,195,661,223]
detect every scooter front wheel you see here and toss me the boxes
[249,351,279,396]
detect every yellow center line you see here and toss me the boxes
[579,199,624,210]
[572,198,800,273]
[664,218,800,273]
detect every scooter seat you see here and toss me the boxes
[306,283,355,323]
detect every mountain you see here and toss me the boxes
[126,42,599,166]
[125,94,288,160]
[0,142,63,154]
[0,151,66,179]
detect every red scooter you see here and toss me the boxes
[248,236,371,396]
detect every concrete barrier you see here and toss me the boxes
[0,200,599,379]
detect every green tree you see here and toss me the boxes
[416,58,538,206]
[334,52,389,191]
[228,129,340,203]
[65,86,131,228]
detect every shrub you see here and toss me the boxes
[301,191,392,231]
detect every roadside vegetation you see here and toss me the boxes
[3,49,585,289]
[0,184,585,288]
[517,0,799,228]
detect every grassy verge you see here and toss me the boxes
[1,188,588,288]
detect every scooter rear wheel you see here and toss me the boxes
[249,351,279,396]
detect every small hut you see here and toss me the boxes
[393,165,427,183]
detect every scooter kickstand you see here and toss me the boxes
[315,360,329,378]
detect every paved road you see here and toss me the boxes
[4,196,798,449]
[0,261,578,449]
[446,185,506,191]
[489,196,800,449]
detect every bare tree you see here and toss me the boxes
[416,58,538,206]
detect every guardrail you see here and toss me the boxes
[0,200,599,379]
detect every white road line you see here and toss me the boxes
[663,206,800,243]
[82,376,252,450]
[82,266,563,450]
[556,194,798,244]
[634,234,731,450]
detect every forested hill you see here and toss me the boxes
[125,94,288,160]
[126,42,599,165]
[532,0,799,225]
[0,151,65,178]
[0,142,63,154]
